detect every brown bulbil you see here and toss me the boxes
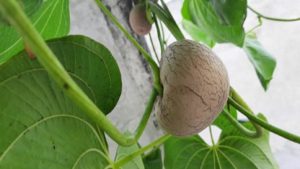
[156,40,230,136]
[129,4,152,36]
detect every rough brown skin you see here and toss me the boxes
[129,4,152,36]
[156,40,230,136]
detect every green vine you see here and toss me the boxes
[223,109,262,138]
[228,97,300,143]
[248,5,300,22]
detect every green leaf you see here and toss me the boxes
[116,133,145,169]
[0,35,122,168]
[143,148,163,169]
[181,0,215,47]
[164,115,278,169]
[182,19,215,47]
[0,0,70,64]
[181,0,247,46]
[210,0,246,26]
[243,35,277,90]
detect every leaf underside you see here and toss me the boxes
[164,115,278,169]
[0,35,122,169]
[0,0,70,64]
[243,35,277,90]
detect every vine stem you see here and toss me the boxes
[0,0,156,147]
[114,134,171,168]
[228,97,300,144]
[247,16,262,34]
[134,88,158,140]
[94,0,162,95]
[248,6,300,22]
[208,126,215,146]
[223,109,261,138]
[153,15,164,57]
[228,88,263,138]
[148,32,160,63]
[149,1,185,41]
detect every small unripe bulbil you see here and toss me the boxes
[156,40,230,136]
[129,4,152,36]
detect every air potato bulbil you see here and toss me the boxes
[156,40,230,136]
[129,4,152,36]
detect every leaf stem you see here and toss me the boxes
[209,126,215,146]
[247,16,263,34]
[229,87,263,137]
[149,2,185,41]
[159,19,166,47]
[0,0,156,147]
[248,6,300,22]
[149,32,160,63]
[228,97,300,144]
[94,0,162,95]
[223,109,261,138]
[134,88,158,140]
[153,14,164,57]
[114,134,171,168]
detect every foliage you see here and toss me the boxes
[181,0,276,89]
[0,0,299,169]
[164,115,278,169]
[0,35,121,168]
[243,34,276,90]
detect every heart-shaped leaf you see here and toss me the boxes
[164,115,278,169]
[0,35,122,168]
[181,0,247,46]
[243,35,276,90]
[0,0,70,64]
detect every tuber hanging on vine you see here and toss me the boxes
[129,4,152,36]
[156,40,230,136]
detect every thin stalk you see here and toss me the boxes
[134,88,158,139]
[223,109,261,138]
[159,20,167,47]
[153,15,164,57]
[248,6,300,22]
[230,87,253,112]
[160,0,173,18]
[149,2,185,41]
[247,16,263,34]
[149,32,160,63]
[114,134,171,168]
[229,87,263,137]
[94,0,162,95]
[209,126,215,146]
[0,0,156,147]
[228,97,300,144]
